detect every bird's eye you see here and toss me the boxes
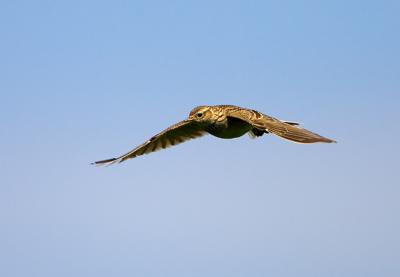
[196,112,203,118]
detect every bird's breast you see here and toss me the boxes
[206,117,252,139]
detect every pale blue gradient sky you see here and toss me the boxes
[1,1,399,276]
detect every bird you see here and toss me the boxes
[93,105,336,165]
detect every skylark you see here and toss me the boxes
[93,105,336,165]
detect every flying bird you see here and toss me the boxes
[93,105,336,165]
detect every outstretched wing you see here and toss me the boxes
[93,120,207,165]
[226,107,336,144]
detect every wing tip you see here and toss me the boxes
[319,137,337,143]
[91,158,119,166]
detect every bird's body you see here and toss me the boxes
[195,106,252,138]
[206,116,252,139]
[94,105,336,165]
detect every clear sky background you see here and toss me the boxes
[1,1,399,276]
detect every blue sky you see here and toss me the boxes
[1,1,399,276]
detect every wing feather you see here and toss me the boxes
[93,120,207,165]
[226,108,336,144]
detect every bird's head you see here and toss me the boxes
[188,106,215,124]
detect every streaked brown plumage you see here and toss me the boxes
[93,105,336,165]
